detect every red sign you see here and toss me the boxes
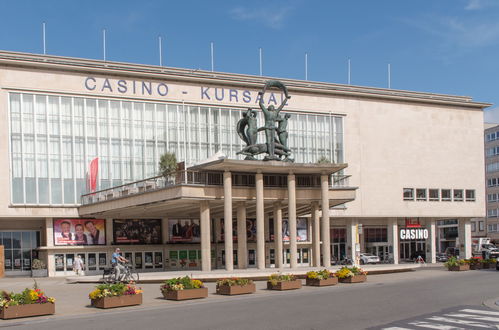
[405,218,421,228]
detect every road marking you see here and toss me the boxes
[427,316,495,328]
[445,313,499,323]
[408,321,465,329]
[460,309,499,317]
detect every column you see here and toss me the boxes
[214,218,221,269]
[428,219,436,264]
[264,213,270,267]
[387,218,399,264]
[200,201,211,272]
[45,218,55,277]
[273,202,283,269]
[256,171,265,269]
[223,170,233,271]
[320,174,331,267]
[346,218,358,264]
[311,202,321,267]
[288,173,298,268]
[458,218,472,259]
[105,218,113,245]
[162,218,169,244]
[237,203,247,269]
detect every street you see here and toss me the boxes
[1,267,498,329]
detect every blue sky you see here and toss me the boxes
[2,0,499,121]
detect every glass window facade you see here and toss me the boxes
[10,92,344,205]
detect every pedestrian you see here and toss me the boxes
[73,255,84,276]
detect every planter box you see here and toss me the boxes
[306,277,338,287]
[482,263,491,269]
[91,294,142,309]
[447,264,470,271]
[267,279,302,291]
[338,274,367,283]
[31,269,48,278]
[217,283,256,295]
[163,288,208,301]
[469,263,482,270]
[0,303,55,319]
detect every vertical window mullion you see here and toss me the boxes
[71,98,77,205]
[20,94,26,204]
[58,96,64,205]
[33,95,39,205]
[45,96,51,204]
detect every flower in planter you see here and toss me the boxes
[306,269,334,280]
[467,257,481,264]
[160,276,205,293]
[444,256,466,268]
[268,274,296,286]
[89,282,142,300]
[335,266,367,279]
[216,277,252,287]
[0,283,55,308]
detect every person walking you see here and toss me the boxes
[73,255,84,276]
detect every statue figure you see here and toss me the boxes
[236,80,293,161]
[258,81,291,160]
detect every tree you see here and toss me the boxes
[159,152,177,177]
[316,156,331,164]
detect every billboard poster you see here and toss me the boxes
[53,219,106,246]
[283,218,308,242]
[219,219,257,242]
[168,219,201,243]
[113,219,162,244]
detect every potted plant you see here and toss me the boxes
[216,278,255,295]
[31,259,48,278]
[306,269,338,286]
[480,258,496,269]
[89,282,142,309]
[0,283,55,319]
[336,266,368,283]
[467,257,482,270]
[161,276,208,301]
[267,274,302,291]
[444,256,469,271]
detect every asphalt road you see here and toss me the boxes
[2,267,499,330]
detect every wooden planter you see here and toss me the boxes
[447,264,470,271]
[163,287,208,301]
[306,277,338,287]
[0,303,55,319]
[482,263,491,269]
[469,263,482,270]
[91,294,142,309]
[267,279,302,291]
[338,274,367,283]
[217,283,256,295]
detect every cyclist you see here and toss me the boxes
[111,248,128,282]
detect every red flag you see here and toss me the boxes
[89,158,99,192]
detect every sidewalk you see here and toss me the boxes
[66,263,421,283]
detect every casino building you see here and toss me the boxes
[0,50,487,276]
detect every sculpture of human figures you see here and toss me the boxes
[258,90,290,160]
[246,109,258,146]
[277,113,290,151]
[236,110,251,146]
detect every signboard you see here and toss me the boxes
[283,218,308,242]
[400,228,429,240]
[219,219,257,242]
[168,219,201,243]
[54,219,106,246]
[113,219,162,244]
[405,218,422,228]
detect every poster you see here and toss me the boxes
[113,219,161,244]
[219,219,257,242]
[54,219,106,245]
[283,218,308,242]
[168,219,200,243]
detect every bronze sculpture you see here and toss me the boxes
[236,80,293,162]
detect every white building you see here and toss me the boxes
[0,50,488,276]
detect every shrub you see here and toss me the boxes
[0,283,55,307]
[89,282,142,300]
[160,276,204,292]
[306,269,334,280]
[335,266,367,279]
[216,278,252,287]
[268,274,296,286]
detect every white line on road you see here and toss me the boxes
[408,321,466,329]
[459,309,499,317]
[427,316,496,328]
[445,313,499,323]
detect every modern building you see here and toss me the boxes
[0,50,488,276]
[485,123,499,242]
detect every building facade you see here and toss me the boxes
[0,50,488,276]
[485,123,499,242]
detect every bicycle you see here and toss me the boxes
[102,262,139,283]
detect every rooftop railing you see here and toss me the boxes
[81,171,353,205]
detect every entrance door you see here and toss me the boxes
[248,249,256,267]
[2,231,40,276]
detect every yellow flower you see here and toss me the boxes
[89,289,102,300]
[192,280,203,289]
[29,290,39,301]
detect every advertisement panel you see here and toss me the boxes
[219,219,257,242]
[168,219,201,243]
[53,219,106,246]
[283,218,308,242]
[113,219,162,244]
